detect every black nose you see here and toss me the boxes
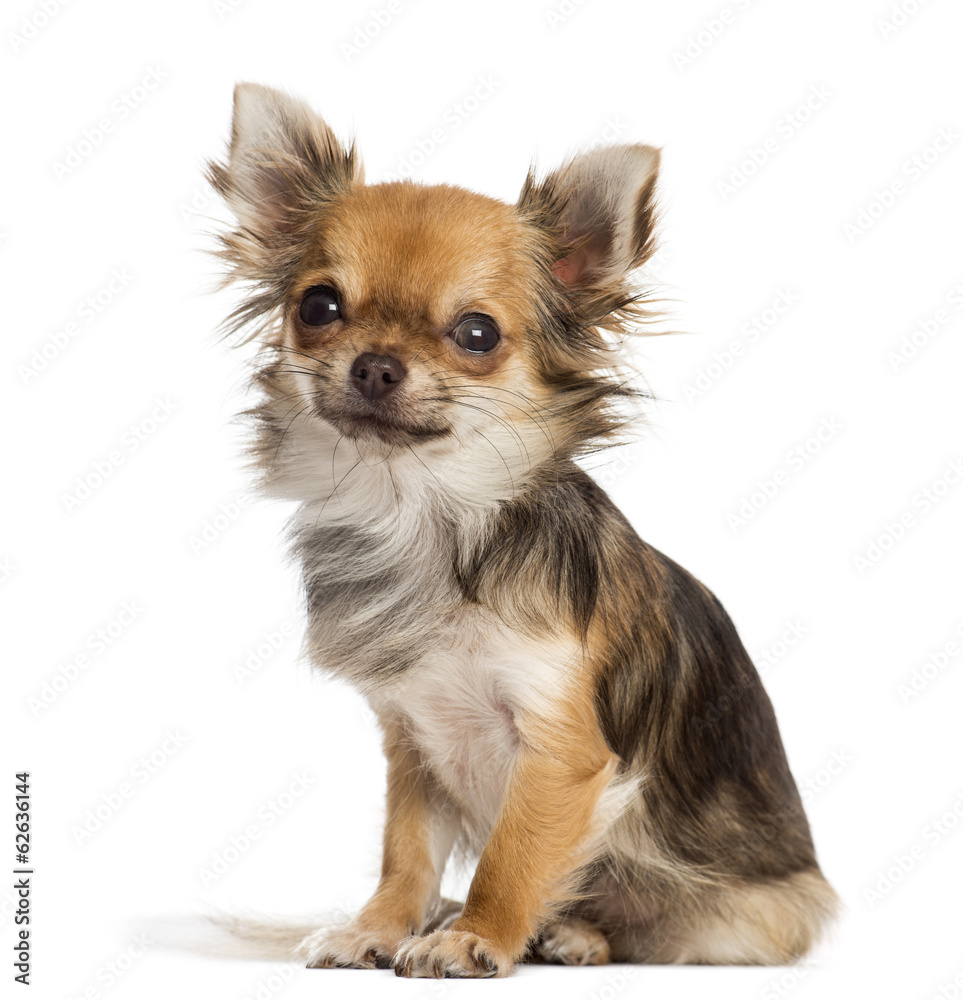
[349,353,407,402]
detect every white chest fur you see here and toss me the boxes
[285,433,610,840]
[368,617,583,844]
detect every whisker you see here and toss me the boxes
[315,452,365,525]
[471,426,516,494]
[439,398,531,469]
[273,343,335,369]
[404,443,448,493]
[330,431,344,499]
[270,365,327,379]
[384,447,401,507]
[434,385,557,453]
[271,396,316,470]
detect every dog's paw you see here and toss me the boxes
[535,917,610,966]
[394,929,514,978]
[296,921,406,969]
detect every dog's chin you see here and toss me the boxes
[317,401,451,447]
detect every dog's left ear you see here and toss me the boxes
[519,145,660,290]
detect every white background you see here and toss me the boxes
[3,0,962,998]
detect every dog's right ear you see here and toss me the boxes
[208,82,363,247]
[206,84,362,339]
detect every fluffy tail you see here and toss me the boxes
[136,910,340,961]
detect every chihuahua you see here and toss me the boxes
[206,83,837,978]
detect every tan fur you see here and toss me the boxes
[391,682,620,978]
[297,717,457,969]
[605,869,839,965]
[535,916,612,965]
[442,693,618,967]
[200,83,838,979]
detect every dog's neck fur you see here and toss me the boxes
[248,369,569,691]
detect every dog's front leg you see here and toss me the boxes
[395,696,619,978]
[298,715,458,969]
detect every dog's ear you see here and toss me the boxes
[208,82,363,247]
[207,84,362,339]
[519,145,660,290]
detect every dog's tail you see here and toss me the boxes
[135,910,337,961]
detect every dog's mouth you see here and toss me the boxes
[316,397,451,445]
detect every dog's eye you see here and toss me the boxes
[299,286,341,326]
[452,316,500,354]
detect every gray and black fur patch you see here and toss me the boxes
[455,459,817,884]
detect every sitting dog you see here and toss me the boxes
[204,82,837,978]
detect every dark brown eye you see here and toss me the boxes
[452,316,499,353]
[299,286,341,326]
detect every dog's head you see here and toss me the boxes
[208,84,660,492]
